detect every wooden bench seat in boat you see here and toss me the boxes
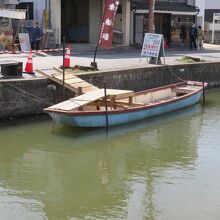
[174,86,200,94]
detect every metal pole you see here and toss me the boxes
[91,0,106,70]
[104,81,109,130]
[91,45,98,69]
[62,36,66,101]
[202,72,205,105]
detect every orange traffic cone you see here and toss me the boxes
[24,50,34,74]
[64,46,71,68]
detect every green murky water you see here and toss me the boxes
[0,90,220,220]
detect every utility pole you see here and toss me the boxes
[147,0,155,33]
[147,0,158,64]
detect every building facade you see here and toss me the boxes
[195,0,220,43]
[16,0,132,46]
[1,0,201,47]
[132,0,198,46]
[0,0,18,34]
[196,0,220,31]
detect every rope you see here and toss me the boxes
[165,64,186,83]
[2,81,53,105]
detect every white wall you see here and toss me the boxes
[196,0,205,17]
[51,0,61,44]
[196,0,220,31]
[122,0,130,45]
[196,0,205,28]
[89,0,102,43]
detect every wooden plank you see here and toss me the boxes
[45,88,138,112]
[175,86,199,94]
[54,74,77,80]
[47,89,106,111]
[53,67,63,73]
[36,68,99,93]
[65,77,84,84]
[36,69,79,93]
[70,82,94,89]
[106,89,135,99]
[81,86,98,93]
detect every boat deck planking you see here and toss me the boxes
[46,88,135,111]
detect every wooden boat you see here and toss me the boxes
[44,81,207,127]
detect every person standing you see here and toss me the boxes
[189,23,198,50]
[23,20,43,50]
[197,26,205,50]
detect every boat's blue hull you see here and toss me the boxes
[48,90,203,127]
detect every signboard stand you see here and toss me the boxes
[140,33,165,65]
[18,33,31,52]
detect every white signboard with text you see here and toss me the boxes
[140,33,165,64]
[18,33,31,52]
[212,13,220,43]
[141,33,163,58]
[0,8,26,20]
[214,13,220,21]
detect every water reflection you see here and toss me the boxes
[0,102,209,219]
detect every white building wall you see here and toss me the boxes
[196,0,205,28]
[51,0,61,44]
[17,0,131,45]
[196,0,220,31]
[122,0,130,45]
[89,0,102,43]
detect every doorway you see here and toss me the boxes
[155,13,171,46]
[61,0,89,42]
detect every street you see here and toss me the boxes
[0,43,220,77]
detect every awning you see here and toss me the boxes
[131,1,199,15]
[0,8,26,20]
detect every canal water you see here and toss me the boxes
[0,90,220,220]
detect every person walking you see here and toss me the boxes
[23,20,43,50]
[189,23,198,50]
[197,26,205,50]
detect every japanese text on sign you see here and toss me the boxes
[141,33,163,58]
[98,0,119,49]
[214,13,220,21]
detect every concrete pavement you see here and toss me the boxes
[1,43,220,78]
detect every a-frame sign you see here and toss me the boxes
[140,33,165,64]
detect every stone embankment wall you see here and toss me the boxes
[0,78,74,119]
[0,62,220,119]
[79,62,220,91]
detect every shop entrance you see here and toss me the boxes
[61,0,89,42]
[170,15,195,46]
[154,13,171,46]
